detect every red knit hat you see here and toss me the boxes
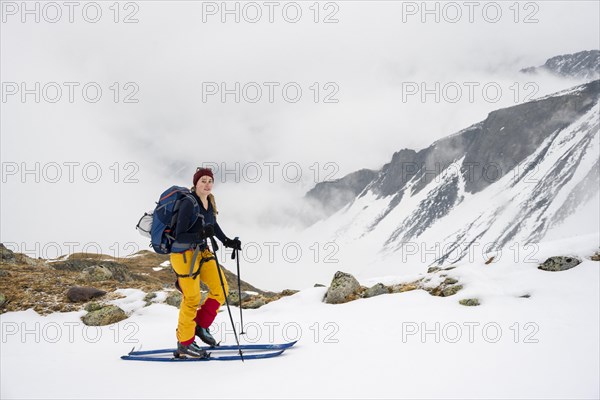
[193,168,214,186]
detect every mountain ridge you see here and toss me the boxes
[306,79,599,266]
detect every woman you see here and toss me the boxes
[170,167,242,358]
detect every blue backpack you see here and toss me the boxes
[136,186,200,254]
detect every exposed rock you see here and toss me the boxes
[227,290,250,305]
[66,286,107,302]
[428,279,464,297]
[79,265,114,282]
[0,244,16,264]
[519,294,531,298]
[14,253,46,267]
[324,271,362,304]
[427,266,441,273]
[165,291,182,308]
[281,289,299,297]
[82,305,127,326]
[591,251,600,261]
[144,292,157,302]
[389,283,420,293]
[144,292,157,307]
[314,283,326,287]
[244,297,266,309]
[538,256,582,271]
[364,283,388,298]
[84,302,103,312]
[459,298,480,306]
[0,269,11,277]
[0,292,6,307]
[485,256,495,265]
[52,259,133,282]
[441,285,463,297]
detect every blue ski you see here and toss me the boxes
[121,349,285,362]
[126,341,297,356]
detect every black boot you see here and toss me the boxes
[175,341,210,358]
[195,325,218,347]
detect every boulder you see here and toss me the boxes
[324,271,362,304]
[66,286,107,302]
[538,256,582,271]
[82,305,127,326]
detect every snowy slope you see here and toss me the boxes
[1,234,598,399]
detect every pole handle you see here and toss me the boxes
[231,236,239,260]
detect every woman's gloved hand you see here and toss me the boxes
[224,237,242,250]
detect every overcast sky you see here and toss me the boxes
[1,1,599,278]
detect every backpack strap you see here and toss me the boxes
[183,193,202,227]
[188,245,201,277]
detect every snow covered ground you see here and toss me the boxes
[1,234,598,399]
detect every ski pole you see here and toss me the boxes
[209,236,244,362]
[231,237,245,335]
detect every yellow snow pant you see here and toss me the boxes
[170,248,229,344]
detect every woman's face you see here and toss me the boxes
[195,176,213,197]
